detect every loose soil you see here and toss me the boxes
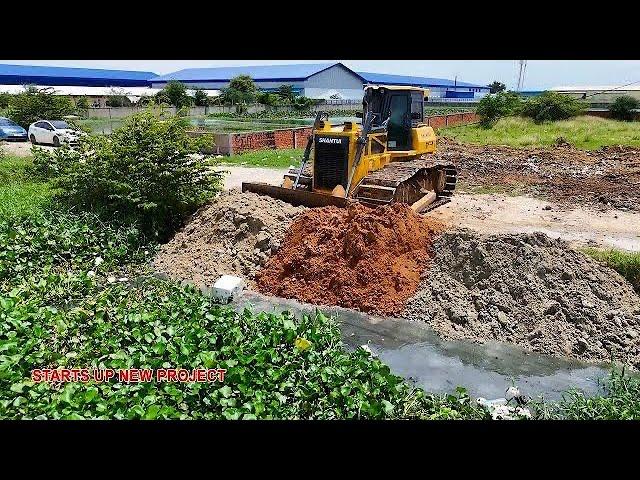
[436,137,640,212]
[402,231,640,368]
[153,190,305,287]
[255,203,444,316]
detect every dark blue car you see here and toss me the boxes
[0,117,28,141]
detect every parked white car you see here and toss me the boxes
[28,120,83,146]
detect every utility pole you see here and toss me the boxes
[516,60,528,92]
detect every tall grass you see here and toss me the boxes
[0,152,53,220]
[441,116,640,150]
[537,369,640,420]
[582,248,640,293]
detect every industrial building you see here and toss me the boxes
[0,62,490,105]
[0,63,159,107]
[150,62,490,101]
[550,85,640,104]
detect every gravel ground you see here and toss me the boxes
[0,141,54,156]
[402,230,640,368]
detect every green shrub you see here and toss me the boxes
[0,92,12,109]
[521,91,586,123]
[582,248,640,293]
[32,110,222,239]
[476,91,523,127]
[6,87,76,128]
[609,96,639,122]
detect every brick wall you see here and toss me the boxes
[213,112,479,155]
[229,127,313,154]
[426,112,480,128]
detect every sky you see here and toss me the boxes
[1,60,640,90]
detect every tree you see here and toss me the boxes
[488,81,506,94]
[193,89,209,107]
[476,91,523,127]
[75,96,90,115]
[106,88,132,108]
[256,91,280,107]
[218,75,258,113]
[609,95,639,121]
[277,84,295,103]
[160,81,193,108]
[6,86,75,128]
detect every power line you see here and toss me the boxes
[582,79,640,99]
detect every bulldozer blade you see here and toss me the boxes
[242,182,350,208]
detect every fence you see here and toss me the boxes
[190,112,480,155]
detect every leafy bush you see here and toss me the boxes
[521,91,586,123]
[476,91,523,127]
[609,96,639,122]
[291,96,316,111]
[6,87,76,128]
[256,92,281,107]
[32,111,222,239]
[0,92,12,109]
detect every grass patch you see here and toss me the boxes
[582,248,640,293]
[537,369,640,419]
[441,116,640,150]
[457,182,527,196]
[221,148,304,168]
[0,154,53,220]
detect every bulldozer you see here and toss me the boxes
[242,85,457,212]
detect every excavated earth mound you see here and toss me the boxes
[154,190,305,287]
[255,202,444,316]
[402,230,640,368]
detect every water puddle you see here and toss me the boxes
[233,291,612,401]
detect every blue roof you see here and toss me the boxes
[357,71,489,90]
[151,63,353,83]
[0,64,157,87]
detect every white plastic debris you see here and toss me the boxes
[360,344,376,356]
[87,270,96,278]
[94,256,104,266]
[212,275,245,304]
[505,386,521,401]
[107,275,116,284]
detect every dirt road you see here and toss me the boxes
[431,194,640,252]
[221,166,640,252]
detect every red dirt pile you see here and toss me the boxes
[255,202,445,315]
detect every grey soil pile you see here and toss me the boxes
[153,190,305,287]
[435,137,640,211]
[403,231,640,368]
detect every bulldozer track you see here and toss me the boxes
[282,155,457,212]
[354,156,457,210]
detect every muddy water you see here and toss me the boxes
[234,291,612,401]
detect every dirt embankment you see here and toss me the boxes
[256,203,444,315]
[436,138,640,212]
[153,190,305,288]
[403,231,640,368]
